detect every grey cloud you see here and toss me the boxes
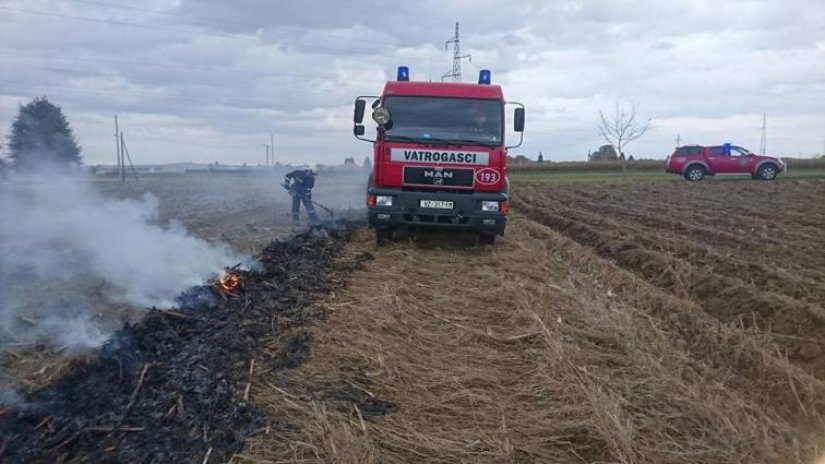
[649,40,674,50]
[1,0,824,164]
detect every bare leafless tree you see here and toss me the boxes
[597,102,651,161]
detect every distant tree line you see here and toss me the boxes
[588,144,635,162]
[342,156,373,169]
[506,154,532,163]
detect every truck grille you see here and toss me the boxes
[403,214,470,225]
[402,166,474,188]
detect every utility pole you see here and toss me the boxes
[759,113,767,155]
[675,133,681,148]
[115,115,123,181]
[120,132,138,181]
[442,22,471,82]
[270,133,275,167]
[263,144,269,167]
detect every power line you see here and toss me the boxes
[65,0,383,46]
[0,79,355,108]
[111,132,301,155]
[0,6,228,36]
[0,6,438,64]
[0,58,385,88]
[66,0,287,29]
[112,135,287,150]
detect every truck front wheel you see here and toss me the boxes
[478,233,496,246]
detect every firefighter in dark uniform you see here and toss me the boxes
[283,166,319,224]
[469,103,495,141]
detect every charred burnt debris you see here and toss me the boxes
[1,220,385,463]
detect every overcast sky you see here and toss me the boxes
[1,0,823,165]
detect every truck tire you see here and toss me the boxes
[478,233,496,246]
[375,227,393,244]
[757,163,778,181]
[684,165,706,181]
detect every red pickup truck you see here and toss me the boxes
[666,144,786,181]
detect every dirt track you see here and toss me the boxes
[238,179,825,464]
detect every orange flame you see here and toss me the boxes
[216,270,240,293]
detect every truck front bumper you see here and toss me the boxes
[367,187,508,235]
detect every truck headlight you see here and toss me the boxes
[375,195,393,206]
[481,201,499,212]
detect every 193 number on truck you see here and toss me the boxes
[475,168,501,185]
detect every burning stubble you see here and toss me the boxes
[0,172,241,352]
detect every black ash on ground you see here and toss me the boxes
[0,220,369,463]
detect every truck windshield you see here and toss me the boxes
[382,96,502,146]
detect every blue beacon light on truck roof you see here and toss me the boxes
[396,66,492,84]
[397,66,409,82]
[478,69,491,85]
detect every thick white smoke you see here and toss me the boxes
[0,172,241,351]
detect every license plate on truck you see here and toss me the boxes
[420,200,453,209]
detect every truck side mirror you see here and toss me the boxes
[354,99,366,124]
[353,125,365,136]
[514,107,525,132]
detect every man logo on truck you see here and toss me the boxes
[423,170,454,179]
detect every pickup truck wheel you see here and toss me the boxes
[375,227,393,244]
[757,164,778,180]
[685,165,706,181]
[478,233,496,246]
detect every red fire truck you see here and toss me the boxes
[353,66,525,245]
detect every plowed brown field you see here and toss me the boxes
[515,180,825,378]
[238,179,825,464]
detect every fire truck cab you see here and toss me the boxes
[353,66,524,245]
